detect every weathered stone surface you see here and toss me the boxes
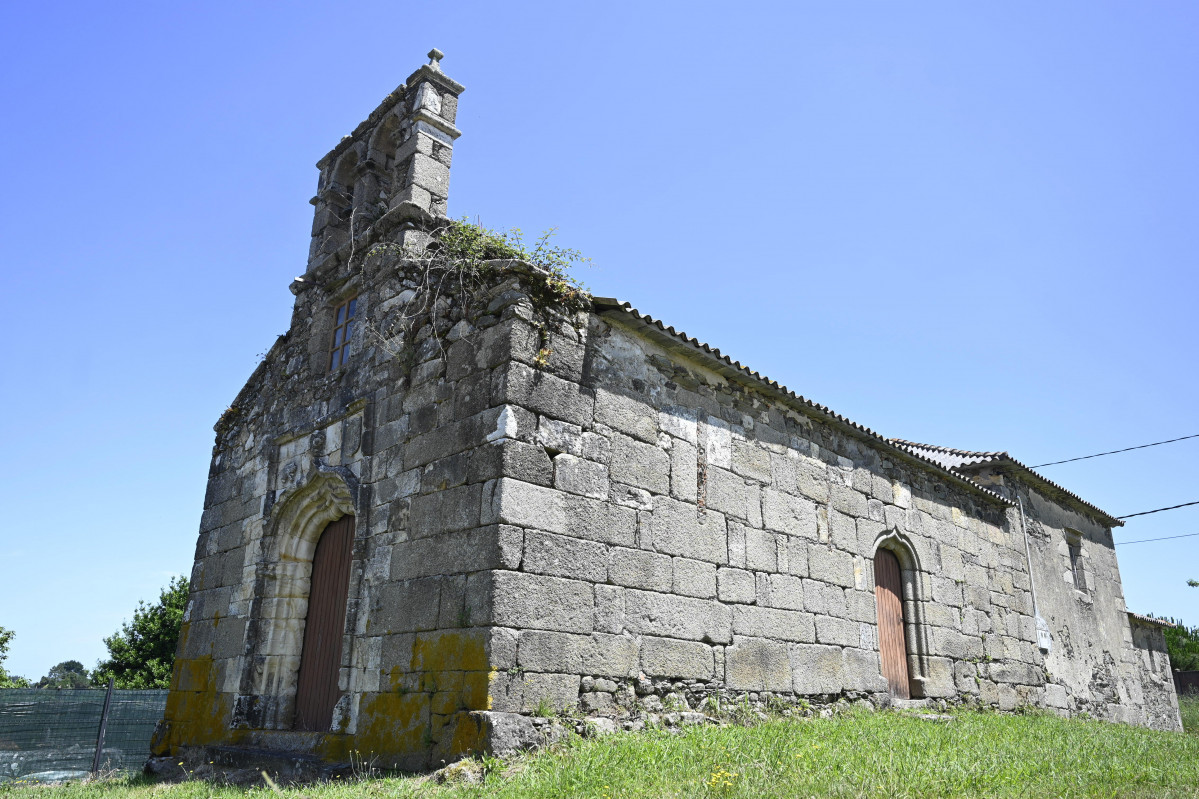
[733,605,815,643]
[609,547,673,592]
[762,490,818,538]
[375,578,442,633]
[673,557,717,599]
[809,545,855,588]
[842,647,889,693]
[580,633,639,677]
[641,636,714,679]
[609,433,670,495]
[707,467,759,523]
[731,440,772,483]
[669,438,699,503]
[717,567,756,604]
[522,530,607,582]
[489,572,594,633]
[815,615,859,647]
[390,525,523,580]
[660,406,698,444]
[409,483,483,537]
[487,478,566,533]
[518,630,583,672]
[624,589,732,644]
[595,389,658,443]
[521,672,581,712]
[743,525,777,572]
[790,643,843,694]
[537,418,584,457]
[726,637,792,692]
[494,361,595,427]
[565,494,638,547]
[553,454,608,499]
[647,497,727,563]
[758,573,804,611]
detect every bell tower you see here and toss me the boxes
[307,48,465,270]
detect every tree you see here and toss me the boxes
[93,576,189,689]
[0,627,30,688]
[1188,579,1198,588]
[1159,617,1199,672]
[35,660,92,689]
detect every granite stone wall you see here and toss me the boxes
[156,52,1180,773]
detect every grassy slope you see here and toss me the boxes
[5,705,1199,799]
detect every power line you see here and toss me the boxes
[1114,531,1199,546]
[1030,433,1199,468]
[1117,501,1199,520]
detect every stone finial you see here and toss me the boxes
[427,48,445,70]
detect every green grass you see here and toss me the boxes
[1182,693,1199,735]
[4,708,1198,798]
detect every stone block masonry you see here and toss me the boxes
[155,48,1181,777]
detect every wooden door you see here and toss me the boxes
[873,548,911,699]
[294,515,355,731]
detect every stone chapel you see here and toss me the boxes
[152,51,1182,772]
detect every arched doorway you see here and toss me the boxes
[874,548,911,698]
[293,515,355,731]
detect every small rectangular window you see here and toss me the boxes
[329,296,357,370]
[1068,538,1087,592]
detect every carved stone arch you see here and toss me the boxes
[871,529,930,696]
[268,470,355,562]
[365,114,402,208]
[330,149,361,212]
[234,471,357,731]
[367,112,401,164]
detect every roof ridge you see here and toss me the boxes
[890,442,1122,527]
[889,438,1007,458]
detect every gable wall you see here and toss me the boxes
[157,254,545,769]
[1009,480,1182,729]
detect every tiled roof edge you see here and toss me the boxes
[889,438,1006,461]
[889,438,1123,528]
[1128,612,1177,628]
[592,297,1012,508]
[990,453,1124,528]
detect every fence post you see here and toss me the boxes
[91,678,115,775]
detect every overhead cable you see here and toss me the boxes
[1114,531,1199,546]
[1117,501,1199,519]
[1031,433,1199,468]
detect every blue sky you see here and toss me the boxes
[0,1,1195,680]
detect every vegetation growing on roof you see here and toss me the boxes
[361,218,591,371]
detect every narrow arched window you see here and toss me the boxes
[874,548,911,699]
[294,515,355,731]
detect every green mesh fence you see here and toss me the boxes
[0,689,168,783]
